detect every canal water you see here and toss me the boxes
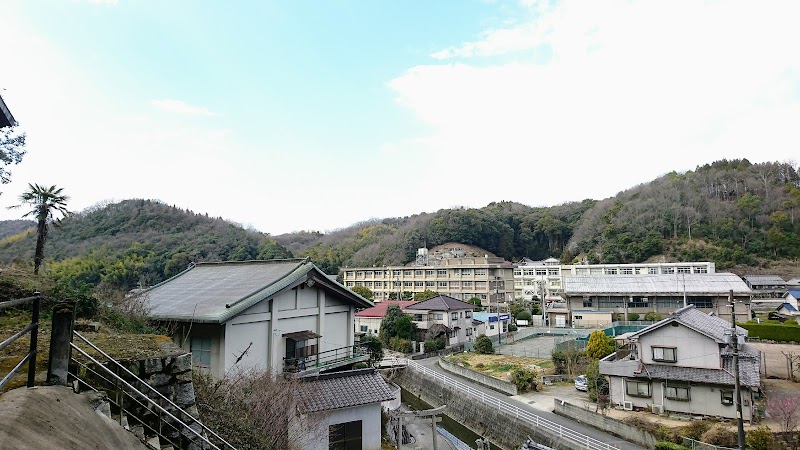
[400,386,504,450]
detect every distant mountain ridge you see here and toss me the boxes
[1,158,798,289]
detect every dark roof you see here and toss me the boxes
[743,275,786,285]
[0,94,16,128]
[298,369,396,413]
[144,259,373,323]
[640,350,760,388]
[283,330,322,341]
[404,294,473,312]
[629,305,747,343]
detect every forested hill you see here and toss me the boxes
[276,159,800,275]
[0,199,291,289]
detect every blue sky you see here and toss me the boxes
[1,1,799,234]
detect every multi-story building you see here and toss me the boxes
[341,253,515,308]
[514,259,716,302]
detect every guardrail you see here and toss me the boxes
[69,331,237,450]
[0,292,40,389]
[403,359,620,450]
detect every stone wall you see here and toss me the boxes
[394,366,569,450]
[437,357,518,395]
[81,352,204,448]
[553,399,657,449]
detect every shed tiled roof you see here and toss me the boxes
[355,301,416,318]
[404,295,473,312]
[563,273,751,295]
[743,275,786,285]
[144,259,372,323]
[298,369,396,413]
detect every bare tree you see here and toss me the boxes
[768,395,800,437]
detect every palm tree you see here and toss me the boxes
[9,183,69,275]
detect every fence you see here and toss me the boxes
[68,330,236,450]
[404,359,620,450]
[681,437,736,450]
[0,292,40,390]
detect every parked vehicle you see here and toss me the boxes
[574,375,588,391]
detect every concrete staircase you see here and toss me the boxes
[87,386,179,450]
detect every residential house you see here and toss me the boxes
[144,259,374,378]
[600,305,761,421]
[341,249,515,308]
[784,289,800,310]
[295,368,395,450]
[472,312,510,339]
[769,302,800,323]
[563,272,752,324]
[354,301,416,337]
[403,295,475,346]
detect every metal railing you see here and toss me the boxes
[69,331,236,450]
[681,437,736,450]
[284,344,369,373]
[0,292,40,389]
[403,359,620,450]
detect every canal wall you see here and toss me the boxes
[437,357,518,396]
[394,366,568,450]
[553,399,657,449]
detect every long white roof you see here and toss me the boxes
[563,273,751,295]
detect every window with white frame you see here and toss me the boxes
[625,380,651,397]
[438,281,448,287]
[465,311,472,318]
[403,270,412,276]
[451,312,458,320]
[677,267,691,274]
[425,281,435,287]
[652,346,677,362]
[437,269,447,276]
[475,269,487,275]
[648,268,658,274]
[415,270,423,275]
[461,269,472,275]
[694,266,708,274]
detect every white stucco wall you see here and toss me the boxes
[608,376,754,421]
[302,403,384,450]
[637,323,721,369]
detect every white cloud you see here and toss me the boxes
[86,0,119,5]
[150,99,219,117]
[391,0,800,206]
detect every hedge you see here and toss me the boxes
[738,322,800,342]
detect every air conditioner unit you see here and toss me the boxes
[652,405,663,414]
[623,401,633,411]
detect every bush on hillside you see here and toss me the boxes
[700,425,737,447]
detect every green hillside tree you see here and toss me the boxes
[350,285,374,301]
[10,183,69,275]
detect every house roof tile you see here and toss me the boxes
[564,273,751,295]
[143,259,372,323]
[298,369,396,413]
[355,301,417,318]
[404,295,474,312]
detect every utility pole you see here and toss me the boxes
[729,290,745,450]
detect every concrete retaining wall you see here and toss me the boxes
[395,367,570,450]
[437,357,518,395]
[553,399,657,449]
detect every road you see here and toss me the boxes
[413,357,646,450]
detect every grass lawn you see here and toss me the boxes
[446,352,553,381]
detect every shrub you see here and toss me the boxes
[389,337,413,354]
[700,425,737,447]
[654,443,690,450]
[627,313,640,321]
[680,421,711,441]
[586,330,614,360]
[359,335,384,366]
[516,310,532,322]
[423,338,445,352]
[739,322,800,342]
[745,426,775,450]
[644,311,662,322]
[511,368,539,393]
[352,362,368,369]
[508,324,518,332]
[473,334,494,354]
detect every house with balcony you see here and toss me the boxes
[599,305,761,421]
[143,259,374,378]
[403,295,475,346]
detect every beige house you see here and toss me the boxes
[403,295,475,347]
[600,305,760,421]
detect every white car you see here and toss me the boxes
[574,375,589,392]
